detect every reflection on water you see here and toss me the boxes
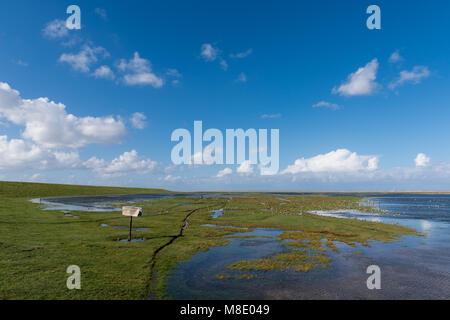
[31,198,122,212]
[168,195,450,300]
[30,193,196,213]
[30,192,450,299]
[210,209,224,219]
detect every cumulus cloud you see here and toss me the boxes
[42,20,69,39]
[59,45,109,73]
[282,149,379,174]
[312,101,340,110]
[130,112,147,129]
[333,59,379,96]
[92,65,115,79]
[200,43,228,70]
[217,167,232,178]
[389,66,430,89]
[189,147,223,167]
[237,160,254,174]
[389,50,403,63]
[0,136,79,171]
[230,49,253,59]
[84,150,158,178]
[0,82,126,149]
[200,44,219,61]
[118,52,163,88]
[415,153,430,167]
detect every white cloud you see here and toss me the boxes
[389,50,404,63]
[163,174,181,182]
[217,168,232,178]
[282,149,379,174]
[0,136,80,171]
[200,44,228,70]
[0,82,126,149]
[130,112,147,129]
[230,49,253,59]
[187,146,224,167]
[312,101,340,110]
[59,45,109,73]
[118,52,163,88]
[333,59,379,96]
[200,44,219,61]
[42,20,68,39]
[237,160,254,174]
[29,173,43,181]
[261,113,281,119]
[415,153,430,167]
[84,150,158,178]
[389,66,430,89]
[124,73,163,87]
[92,65,115,80]
[235,72,247,83]
[0,136,48,170]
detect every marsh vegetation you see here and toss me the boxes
[0,182,419,299]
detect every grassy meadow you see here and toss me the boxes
[0,181,420,300]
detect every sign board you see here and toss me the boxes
[122,206,143,217]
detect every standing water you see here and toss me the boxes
[167,194,450,299]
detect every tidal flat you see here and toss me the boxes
[2,181,445,300]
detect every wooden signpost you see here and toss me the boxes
[122,206,143,242]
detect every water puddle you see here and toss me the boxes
[31,198,121,213]
[167,227,288,299]
[65,214,79,219]
[101,224,149,231]
[308,209,383,220]
[118,238,147,242]
[202,224,249,230]
[210,209,224,219]
[167,195,450,299]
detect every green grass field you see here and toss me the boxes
[0,181,420,300]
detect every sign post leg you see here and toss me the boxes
[128,217,133,242]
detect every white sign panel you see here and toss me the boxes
[122,206,143,217]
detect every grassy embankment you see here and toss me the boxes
[0,181,420,300]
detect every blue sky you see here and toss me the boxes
[1,0,450,191]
